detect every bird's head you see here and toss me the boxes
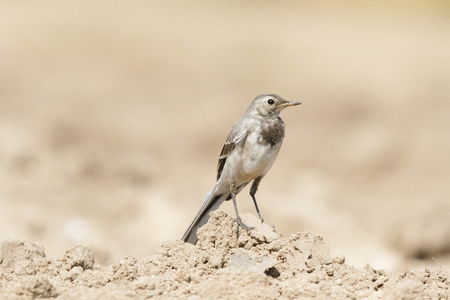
[248,94,301,116]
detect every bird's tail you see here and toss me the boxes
[181,190,229,244]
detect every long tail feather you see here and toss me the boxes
[181,191,229,244]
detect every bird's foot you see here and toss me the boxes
[234,216,255,238]
[257,213,264,224]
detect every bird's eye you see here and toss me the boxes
[267,99,275,105]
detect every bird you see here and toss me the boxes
[182,94,301,244]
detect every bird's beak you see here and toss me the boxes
[278,101,301,108]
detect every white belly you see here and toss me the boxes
[221,131,282,187]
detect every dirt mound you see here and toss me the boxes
[0,211,448,299]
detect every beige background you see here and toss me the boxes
[1,0,449,272]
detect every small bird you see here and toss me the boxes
[182,94,301,244]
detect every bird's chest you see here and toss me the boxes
[242,133,281,165]
[242,118,285,161]
[234,120,284,178]
[257,118,285,147]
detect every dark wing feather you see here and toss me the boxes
[217,140,235,181]
[216,125,247,181]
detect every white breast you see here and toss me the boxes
[223,129,282,186]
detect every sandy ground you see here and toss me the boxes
[1,0,450,298]
[1,212,449,299]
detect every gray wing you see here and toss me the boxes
[216,122,247,181]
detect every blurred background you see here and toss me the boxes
[1,0,449,272]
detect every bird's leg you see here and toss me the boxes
[250,176,264,223]
[231,181,254,238]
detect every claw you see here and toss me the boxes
[257,213,264,224]
[231,190,255,238]
[236,216,255,231]
[233,216,255,238]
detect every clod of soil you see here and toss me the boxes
[1,211,448,299]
